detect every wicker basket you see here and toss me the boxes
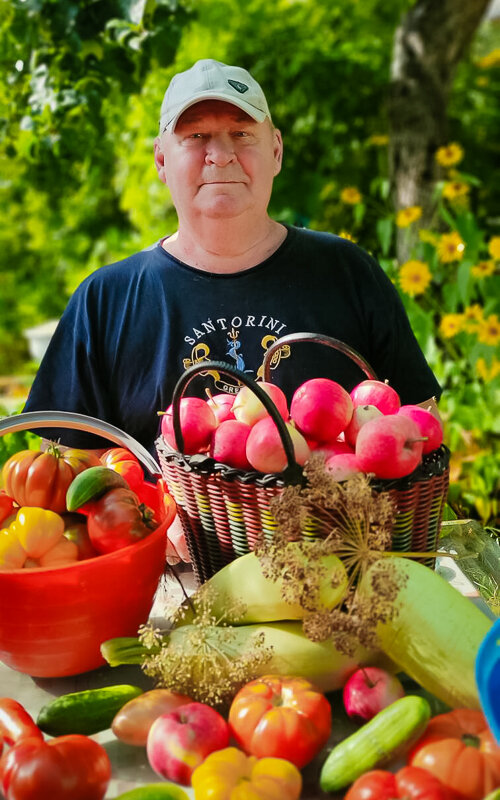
[157,333,450,585]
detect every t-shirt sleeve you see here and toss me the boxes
[23,281,115,449]
[358,249,442,405]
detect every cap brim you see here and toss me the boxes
[160,93,269,134]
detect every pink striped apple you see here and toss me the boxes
[397,404,443,454]
[246,418,310,473]
[290,378,353,443]
[350,379,401,415]
[355,414,425,479]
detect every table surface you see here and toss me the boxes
[0,559,494,799]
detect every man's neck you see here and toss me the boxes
[161,216,287,274]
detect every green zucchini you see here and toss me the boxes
[113,785,189,800]
[358,556,493,709]
[66,466,128,511]
[36,684,143,736]
[319,695,431,792]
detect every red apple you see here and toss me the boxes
[232,381,289,426]
[343,667,405,721]
[325,453,363,481]
[161,398,218,455]
[397,404,443,454]
[355,414,424,479]
[207,392,236,423]
[315,439,354,457]
[290,378,353,443]
[146,701,230,785]
[344,404,383,448]
[210,419,252,470]
[350,379,401,415]
[246,418,310,473]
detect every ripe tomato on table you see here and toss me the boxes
[409,709,500,800]
[100,447,144,492]
[344,766,460,800]
[228,674,331,769]
[86,487,158,554]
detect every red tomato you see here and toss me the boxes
[2,447,100,514]
[0,492,16,526]
[100,448,144,491]
[0,734,111,800]
[409,709,500,800]
[86,487,158,554]
[0,699,43,746]
[228,674,331,769]
[345,766,460,800]
[62,514,99,560]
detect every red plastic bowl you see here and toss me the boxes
[0,482,176,678]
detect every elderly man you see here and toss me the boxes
[24,59,441,456]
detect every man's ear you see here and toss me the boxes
[272,128,283,177]
[154,137,168,185]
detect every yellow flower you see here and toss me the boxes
[418,229,439,246]
[367,134,389,146]
[471,260,495,278]
[488,237,500,260]
[437,231,465,263]
[478,314,500,346]
[435,143,464,167]
[338,230,357,242]
[463,303,484,331]
[399,260,432,297]
[478,49,500,69]
[396,206,423,228]
[439,314,464,338]
[476,76,489,88]
[340,186,362,205]
[442,181,470,200]
[476,357,500,381]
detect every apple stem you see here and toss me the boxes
[157,410,167,416]
[375,549,458,560]
[360,666,378,688]
[205,388,214,402]
[406,436,428,443]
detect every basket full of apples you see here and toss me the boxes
[156,333,450,584]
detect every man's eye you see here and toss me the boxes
[233,131,249,137]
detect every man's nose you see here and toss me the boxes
[204,134,236,166]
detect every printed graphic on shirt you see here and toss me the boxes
[181,314,291,393]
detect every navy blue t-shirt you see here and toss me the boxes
[24,225,441,454]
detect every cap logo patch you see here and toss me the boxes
[228,79,248,94]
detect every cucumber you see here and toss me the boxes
[36,684,143,736]
[66,466,128,511]
[319,695,431,792]
[113,786,189,799]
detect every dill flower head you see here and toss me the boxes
[488,237,500,260]
[437,231,465,263]
[340,186,362,205]
[399,260,432,297]
[439,313,465,338]
[435,143,464,167]
[396,206,422,228]
[478,314,500,346]
[471,260,495,279]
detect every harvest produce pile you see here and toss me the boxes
[0,376,498,799]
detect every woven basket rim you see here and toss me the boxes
[156,436,450,491]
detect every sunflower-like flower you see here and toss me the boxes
[478,48,500,69]
[338,230,357,242]
[463,304,484,332]
[399,260,432,297]
[476,357,500,382]
[439,313,465,338]
[442,181,470,201]
[396,206,422,228]
[435,143,464,167]
[340,186,362,205]
[488,237,500,260]
[437,231,465,263]
[471,260,495,279]
[367,134,389,146]
[478,314,500,346]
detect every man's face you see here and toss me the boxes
[154,100,282,223]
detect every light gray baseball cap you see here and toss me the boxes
[159,59,272,134]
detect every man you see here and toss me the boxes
[24,58,441,456]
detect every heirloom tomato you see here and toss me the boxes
[345,766,460,800]
[2,445,100,514]
[228,674,331,769]
[86,487,158,554]
[191,747,302,800]
[409,709,500,800]
[0,734,111,800]
[0,492,15,526]
[0,699,43,746]
[100,448,144,492]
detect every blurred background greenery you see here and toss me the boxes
[0,0,499,526]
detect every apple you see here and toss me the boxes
[397,404,443,454]
[350,379,401,415]
[315,439,354,457]
[355,414,425,479]
[146,701,230,785]
[290,378,353,443]
[325,453,363,481]
[161,397,218,455]
[344,404,383,448]
[246,418,311,473]
[210,419,252,470]
[207,392,236,423]
[232,381,289,426]
[343,667,405,721]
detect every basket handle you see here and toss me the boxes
[0,411,161,478]
[169,360,303,484]
[262,332,378,382]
